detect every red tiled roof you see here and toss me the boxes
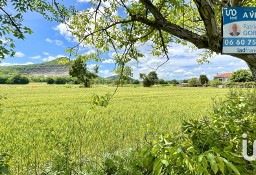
[214,73,233,78]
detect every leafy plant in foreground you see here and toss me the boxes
[99,89,256,174]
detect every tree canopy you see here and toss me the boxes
[2,0,256,80]
[69,56,98,87]
[0,0,74,59]
[230,69,253,82]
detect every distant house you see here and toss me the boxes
[214,73,233,83]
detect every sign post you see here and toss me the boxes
[223,7,256,54]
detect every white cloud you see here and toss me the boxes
[46,38,64,46]
[77,0,90,2]
[42,56,55,62]
[99,69,114,77]
[0,62,34,66]
[30,55,41,59]
[46,38,53,43]
[53,23,75,42]
[43,52,50,56]
[77,0,111,7]
[14,52,25,57]
[42,54,66,62]
[55,40,64,46]
[174,69,185,73]
[103,59,115,64]
[124,42,249,80]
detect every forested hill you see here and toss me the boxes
[0,57,71,76]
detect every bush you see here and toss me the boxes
[46,77,55,84]
[210,79,223,87]
[230,69,253,82]
[131,80,140,84]
[54,77,67,84]
[95,89,256,174]
[142,77,152,87]
[0,76,8,84]
[30,76,46,82]
[188,77,200,87]
[7,75,29,84]
[158,79,168,84]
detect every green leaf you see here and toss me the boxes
[207,153,218,174]
[198,155,204,162]
[222,157,240,175]
[217,156,225,174]
[161,159,169,167]
[202,157,208,169]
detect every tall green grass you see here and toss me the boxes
[0,85,228,174]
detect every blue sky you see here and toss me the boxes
[0,0,248,80]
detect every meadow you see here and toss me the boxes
[0,85,229,174]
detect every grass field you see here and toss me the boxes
[0,85,229,174]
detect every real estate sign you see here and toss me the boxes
[223,7,256,54]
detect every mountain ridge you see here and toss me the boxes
[0,57,71,76]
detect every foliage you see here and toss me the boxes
[199,75,209,85]
[54,77,67,84]
[131,79,140,84]
[114,66,133,84]
[158,79,168,85]
[188,77,200,87]
[46,77,55,84]
[169,79,179,85]
[183,79,189,83]
[210,79,223,87]
[0,76,8,84]
[69,57,98,87]
[140,71,159,87]
[225,81,256,88]
[97,89,256,174]
[0,154,10,175]
[0,0,75,59]
[230,69,253,82]
[6,74,29,84]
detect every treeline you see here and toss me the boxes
[0,74,142,85]
[0,75,29,84]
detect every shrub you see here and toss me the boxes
[169,79,179,85]
[188,77,200,87]
[7,75,29,84]
[96,89,256,174]
[0,76,8,84]
[230,69,253,82]
[46,77,55,84]
[158,79,168,85]
[142,77,152,87]
[210,79,223,87]
[54,77,67,84]
[131,80,140,84]
[30,76,46,82]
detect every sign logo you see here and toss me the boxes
[224,8,237,17]
[242,133,256,161]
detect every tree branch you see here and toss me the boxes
[132,15,208,49]
[193,0,221,52]
[139,0,166,22]
[0,7,23,35]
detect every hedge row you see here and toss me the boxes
[224,81,256,88]
[0,75,29,84]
